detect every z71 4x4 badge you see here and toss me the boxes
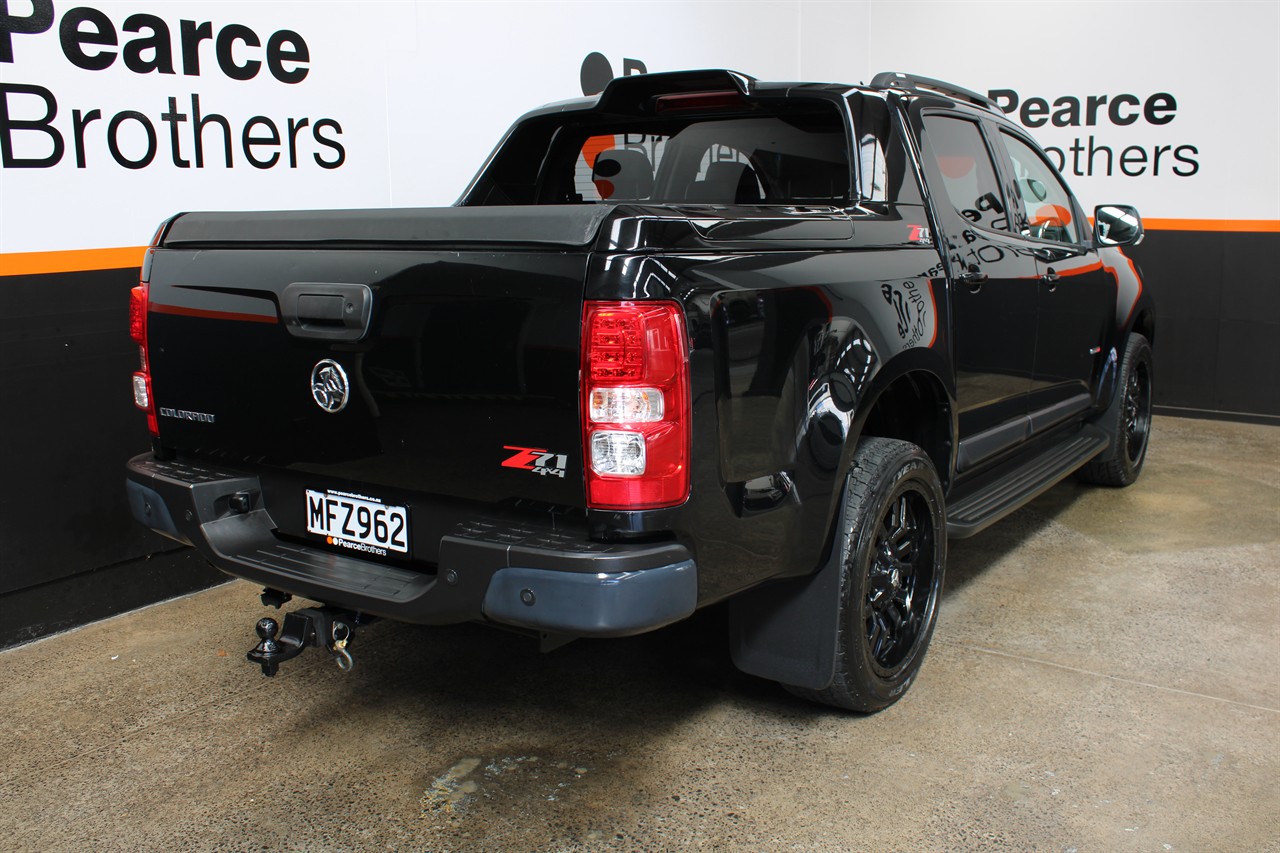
[502,446,568,479]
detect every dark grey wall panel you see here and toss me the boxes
[0,549,222,648]
[1128,231,1279,419]
[0,267,223,646]
[1,268,161,590]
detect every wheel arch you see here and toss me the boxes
[814,352,956,579]
[728,353,954,698]
[1129,306,1155,348]
[846,355,955,492]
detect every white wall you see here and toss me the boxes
[1,0,1275,255]
[0,0,813,253]
[858,0,1279,222]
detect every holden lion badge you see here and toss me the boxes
[310,359,349,413]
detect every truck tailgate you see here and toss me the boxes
[145,208,598,559]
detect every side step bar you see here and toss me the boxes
[946,426,1109,539]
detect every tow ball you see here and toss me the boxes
[246,607,363,677]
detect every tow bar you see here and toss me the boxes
[246,606,370,677]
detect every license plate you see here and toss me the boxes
[305,489,409,556]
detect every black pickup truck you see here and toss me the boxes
[125,70,1153,711]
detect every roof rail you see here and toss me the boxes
[869,71,1000,112]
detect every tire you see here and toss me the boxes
[786,437,946,712]
[1079,333,1153,487]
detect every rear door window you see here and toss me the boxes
[921,115,1009,232]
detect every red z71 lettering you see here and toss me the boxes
[501,445,545,470]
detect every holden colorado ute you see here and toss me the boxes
[125,70,1154,711]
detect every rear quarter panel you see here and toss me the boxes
[586,211,953,602]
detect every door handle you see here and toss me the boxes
[957,265,988,292]
[1041,268,1061,291]
[282,282,374,341]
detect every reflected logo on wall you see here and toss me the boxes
[580,52,648,96]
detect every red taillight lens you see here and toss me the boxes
[129,283,147,343]
[582,301,690,509]
[131,222,169,437]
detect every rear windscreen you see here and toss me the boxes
[465,102,850,207]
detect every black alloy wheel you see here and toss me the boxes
[1080,332,1153,487]
[785,437,946,713]
[864,487,937,674]
[1123,356,1152,468]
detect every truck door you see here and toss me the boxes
[914,108,1040,471]
[989,129,1116,430]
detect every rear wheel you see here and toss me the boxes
[786,438,945,712]
[1080,333,1152,487]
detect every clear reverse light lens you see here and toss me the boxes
[590,430,646,476]
[589,387,663,423]
[132,372,150,409]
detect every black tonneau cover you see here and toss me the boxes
[162,205,615,248]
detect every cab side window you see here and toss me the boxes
[998,131,1081,245]
[921,115,1008,231]
[849,93,922,206]
[850,94,889,201]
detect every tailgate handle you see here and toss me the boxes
[282,282,373,342]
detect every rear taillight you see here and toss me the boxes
[582,301,690,509]
[131,232,161,436]
[129,282,147,343]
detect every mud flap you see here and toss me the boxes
[728,489,846,690]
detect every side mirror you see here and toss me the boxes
[1094,204,1144,247]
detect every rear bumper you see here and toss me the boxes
[125,454,696,637]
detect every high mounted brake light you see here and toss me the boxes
[654,90,746,114]
[582,301,690,509]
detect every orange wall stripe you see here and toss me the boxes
[1143,219,1280,233]
[1,246,148,277]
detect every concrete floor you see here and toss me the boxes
[2,416,1277,852]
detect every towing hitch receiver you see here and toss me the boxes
[246,607,362,676]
